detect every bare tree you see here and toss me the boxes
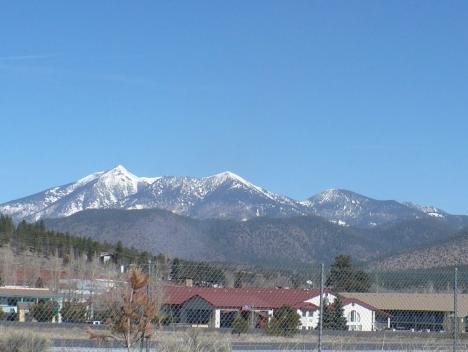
[107,268,157,352]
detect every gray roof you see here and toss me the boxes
[342,292,468,316]
[0,287,59,299]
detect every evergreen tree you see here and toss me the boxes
[35,277,45,288]
[61,300,87,322]
[30,300,60,322]
[321,302,335,330]
[0,215,15,244]
[320,297,348,330]
[265,306,300,336]
[114,240,124,264]
[331,296,348,330]
[170,258,182,281]
[234,272,243,288]
[326,255,371,292]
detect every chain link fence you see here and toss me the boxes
[0,257,467,351]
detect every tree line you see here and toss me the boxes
[0,215,165,266]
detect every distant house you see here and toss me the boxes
[59,278,117,297]
[0,286,63,322]
[161,286,382,331]
[99,252,115,264]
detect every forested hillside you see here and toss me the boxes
[0,215,304,290]
[0,215,153,264]
[44,208,467,266]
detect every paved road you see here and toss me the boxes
[51,339,457,351]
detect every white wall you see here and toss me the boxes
[343,303,374,331]
[297,300,376,331]
[297,309,320,330]
[306,293,337,306]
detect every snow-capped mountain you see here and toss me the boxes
[403,202,447,219]
[123,171,303,220]
[0,166,156,221]
[302,189,431,227]
[0,165,304,222]
[0,165,457,227]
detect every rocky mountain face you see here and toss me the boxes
[0,165,456,228]
[303,189,449,228]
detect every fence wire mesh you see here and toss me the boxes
[0,255,466,351]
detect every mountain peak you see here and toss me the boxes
[208,171,273,197]
[210,171,248,183]
[107,164,130,174]
[310,189,369,203]
[0,167,454,226]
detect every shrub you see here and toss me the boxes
[30,300,60,322]
[265,305,300,337]
[0,331,49,352]
[61,299,87,323]
[231,314,249,335]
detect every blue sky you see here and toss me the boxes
[1,1,467,213]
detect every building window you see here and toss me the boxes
[349,325,362,331]
[348,310,360,323]
[7,298,17,306]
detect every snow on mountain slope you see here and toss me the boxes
[302,189,425,227]
[0,165,154,221]
[403,202,447,219]
[0,171,104,221]
[0,165,453,226]
[123,171,303,219]
[0,166,304,221]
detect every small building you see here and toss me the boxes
[59,278,117,297]
[0,286,63,322]
[99,252,115,264]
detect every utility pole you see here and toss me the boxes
[453,267,458,352]
[146,259,152,352]
[318,263,324,352]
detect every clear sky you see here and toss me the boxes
[1,1,467,213]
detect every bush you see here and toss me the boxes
[61,299,87,323]
[265,305,300,337]
[30,300,60,322]
[231,314,249,335]
[0,331,49,352]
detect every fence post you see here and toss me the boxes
[318,263,324,352]
[453,267,458,352]
[146,259,152,352]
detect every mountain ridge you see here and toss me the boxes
[0,165,459,228]
[41,207,468,267]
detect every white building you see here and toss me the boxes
[162,286,382,331]
[293,292,382,331]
